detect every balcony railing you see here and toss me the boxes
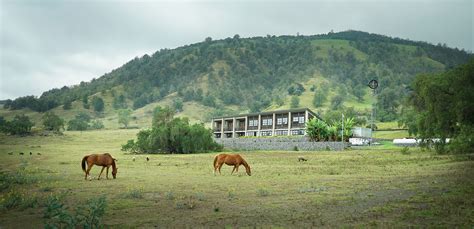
[291,123,305,128]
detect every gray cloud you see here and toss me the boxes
[1,0,472,99]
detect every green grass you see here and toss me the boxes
[375,130,410,139]
[0,130,472,227]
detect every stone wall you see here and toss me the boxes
[215,137,346,151]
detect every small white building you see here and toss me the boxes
[352,127,372,138]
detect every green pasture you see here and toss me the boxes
[0,130,472,228]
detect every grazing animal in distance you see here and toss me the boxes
[8,152,13,155]
[81,153,118,180]
[146,157,150,162]
[29,152,32,155]
[19,152,24,155]
[37,153,42,155]
[298,156,307,162]
[132,157,136,162]
[213,154,251,176]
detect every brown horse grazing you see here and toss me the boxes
[81,153,118,180]
[213,154,251,176]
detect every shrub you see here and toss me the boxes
[401,146,410,155]
[89,120,104,130]
[257,188,269,197]
[42,112,65,132]
[123,189,144,199]
[165,191,175,200]
[305,118,329,141]
[2,115,34,135]
[44,194,107,229]
[75,196,107,228]
[122,106,223,154]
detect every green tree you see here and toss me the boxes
[290,96,300,108]
[305,118,329,141]
[312,89,327,107]
[0,116,7,133]
[8,114,34,135]
[42,112,65,132]
[152,106,175,128]
[402,59,474,153]
[330,95,344,110]
[82,95,89,109]
[202,95,216,107]
[67,113,91,131]
[89,120,104,130]
[122,106,222,154]
[118,109,132,128]
[113,94,127,109]
[63,100,72,110]
[91,97,104,112]
[173,98,183,112]
[353,85,367,102]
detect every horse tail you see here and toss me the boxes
[213,154,219,168]
[81,156,89,172]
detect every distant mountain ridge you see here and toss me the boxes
[2,30,472,127]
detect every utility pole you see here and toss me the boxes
[341,113,344,144]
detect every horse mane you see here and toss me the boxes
[240,156,250,169]
[111,158,117,170]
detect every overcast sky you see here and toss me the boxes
[0,0,472,100]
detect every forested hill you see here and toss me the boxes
[3,30,472,126]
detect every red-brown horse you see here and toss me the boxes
[81,153,118,180]
[213,154,251,176]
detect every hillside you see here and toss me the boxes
[2,30,472,130]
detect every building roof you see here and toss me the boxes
[212,108,322,120]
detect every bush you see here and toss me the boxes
[401,146,410,155]
[123,189,144,199]
[122,106,222,154]
[257,188,269,197]
[1,114,34,135]
[44,194,107,229]
[42,112,64,132]
[89,120,104,130]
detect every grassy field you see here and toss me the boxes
[0,130,473,228]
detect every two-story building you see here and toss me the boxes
[211,108,321,138]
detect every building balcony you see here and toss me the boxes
[235,126,245,131]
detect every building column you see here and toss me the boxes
[304,110,309,136]
[244,116,248,132]
[287,112,291,136]
[221,118,224,138]
[272,113,276,136]
[232,117,236,138]
[257,114,261,137]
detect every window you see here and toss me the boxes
[275,130,288,136]
[262,118,272,126]
[291,130,304,135]
[293,116,299,122]
[249,119,258,127]
[277,117,287,125]
[246,131,257,136]
[298,116,305,124]
[261,131,272,136]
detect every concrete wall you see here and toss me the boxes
[215,137,346,151]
